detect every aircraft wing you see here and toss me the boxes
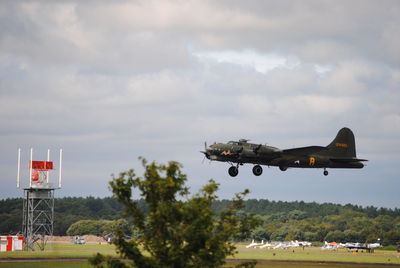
[282,146,326,156]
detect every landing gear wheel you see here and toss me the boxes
[279,166,287,171]
[228,166,239,177]
[252,165,263,176]
[323,170,329,176]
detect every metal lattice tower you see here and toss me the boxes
[17,148,62,251]
[22,187,55,250]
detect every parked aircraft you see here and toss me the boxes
[259,241,274,249]
[322,239,381,252]
[245,239,264,248]
[244,240,312,249]
[202,127,367,176]
[271,241,302,249]
[367,239,382,249]
[322,241,342,250]
[345,239,381,252]
[272,242,287,250]
[297,240,312,247]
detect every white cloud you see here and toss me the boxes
[276,95,356,116]
[194,50,292,73]
[320,61,383,95]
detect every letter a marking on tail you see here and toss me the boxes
[309,157,315,166]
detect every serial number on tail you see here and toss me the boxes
[336,143,348,148]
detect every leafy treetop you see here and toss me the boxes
[90,158,259,268]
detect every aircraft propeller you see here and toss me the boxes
[201,141,210,163]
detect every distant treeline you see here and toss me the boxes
[1,197,399,245]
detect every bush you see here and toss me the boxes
[67,219,128,236]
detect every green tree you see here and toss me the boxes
[343,229,362,242]
[325,230,345,242]
[270,226,289,241]
[288,210,307,220]
[54,213,85,235]
[67,220,105,236]
[67,219,129,236]
[90,158,259,268]
[251,226,269,241]
[303,231,318,242]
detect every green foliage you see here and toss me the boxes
[66,219,129,236]
[251,226,269,241]
[1,187,400,247]
[0,197,129,236]
[248,208,400,245]
[0,208,21,235]
[90,158,260,268]
[0,198,22,235]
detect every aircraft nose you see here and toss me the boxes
[205,149,212,159]
[201,142,214,159]
[205,146,219,159]
[200,150,210,159]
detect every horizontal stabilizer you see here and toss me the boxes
[330,158,368,163]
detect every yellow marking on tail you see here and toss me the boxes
[336,143,348,148]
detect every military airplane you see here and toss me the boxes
[201,127,367,177]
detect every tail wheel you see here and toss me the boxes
[252,165,263,176]
[323,170,329,176]
[228,166,239,177]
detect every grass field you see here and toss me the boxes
[232,244,400,265]
[1,242,399,267]
[0,243,118,259]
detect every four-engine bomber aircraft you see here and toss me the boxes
[201,127,367,177]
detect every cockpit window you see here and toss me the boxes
[227,141,240,146]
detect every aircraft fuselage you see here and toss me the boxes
[202,128,367,177]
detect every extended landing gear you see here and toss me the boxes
[279,166,287,171]
[252,165,263,176]
[228,166,239,177]
[323,169,329,176]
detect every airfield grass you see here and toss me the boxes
[233,244,400,265]
[1,242,399,267]
[0,261,92,268]
[0,243,118,259]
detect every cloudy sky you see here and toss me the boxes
[1,0,399,208]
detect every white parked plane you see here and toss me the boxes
[245,239,264,248]
[273,242,288,250]
[259,242,274,249]
[297,240,312,247]
[322,241,342,250]
[345,239,381,252]
[367,239,381,249]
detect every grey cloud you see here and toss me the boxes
[0,0,399,207]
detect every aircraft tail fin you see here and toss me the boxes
[327,127,357,158]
